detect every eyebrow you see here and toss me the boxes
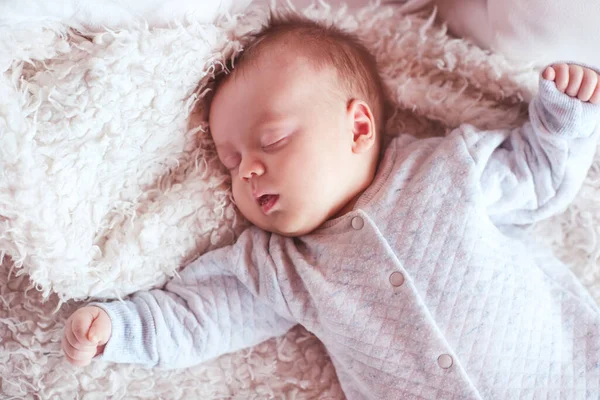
[213,116,292,149]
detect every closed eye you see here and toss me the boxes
[263,136,290,151]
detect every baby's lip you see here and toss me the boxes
[252,189,276,200]
[258,194,280,214]
[254,192,278,207]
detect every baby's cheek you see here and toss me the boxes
[230,186,245,212]
[231,187,260,223]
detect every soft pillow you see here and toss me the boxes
[0,0,252,29]
[434,0,600,68]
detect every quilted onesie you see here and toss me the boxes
[93,74,600,399]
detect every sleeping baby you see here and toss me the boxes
[62,14,600,399]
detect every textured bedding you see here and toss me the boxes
[1,2,599,398]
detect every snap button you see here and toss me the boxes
[351,216,364,230]
[437,354,453,369]
[389,272,404,287]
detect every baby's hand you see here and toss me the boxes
[62,306,112,366]
[543,63,600,104]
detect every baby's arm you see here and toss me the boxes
[472,63,600,225]
[62,228,296,369]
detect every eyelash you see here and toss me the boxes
[223,136,290,170]
[262,136,289,151]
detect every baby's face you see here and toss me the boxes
[209,52,363,236]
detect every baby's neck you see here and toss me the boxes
[329,153,383,220]
[331,193,362,219]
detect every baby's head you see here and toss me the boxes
[209,14,386,236]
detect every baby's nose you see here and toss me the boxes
[240,160,265,181]
[242,172,258,182]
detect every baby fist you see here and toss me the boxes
[543,63,600,104]
[62,306,112,366]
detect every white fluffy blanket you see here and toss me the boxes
[2,2,600,398]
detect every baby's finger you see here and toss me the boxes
[87,308,111,345]
[63,342,95,363]
[577,68,599,102]
[590,82,600,105]
[62,336,96,362]
[66,323,96,351]
[64,351,93,367]
[553,64,570,92]
[70,310,96,346]
[565,65,584,97]
[542,66,555,81]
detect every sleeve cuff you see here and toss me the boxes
[88,299,158,367]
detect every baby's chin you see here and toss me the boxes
[250,211,325,237]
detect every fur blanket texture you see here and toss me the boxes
[2,1,600,398]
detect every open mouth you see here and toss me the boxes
[257,194,279,214]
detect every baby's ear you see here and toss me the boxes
[347,99,376,154]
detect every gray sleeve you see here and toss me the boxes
[89,228,296,369]
[469,66,600,225]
